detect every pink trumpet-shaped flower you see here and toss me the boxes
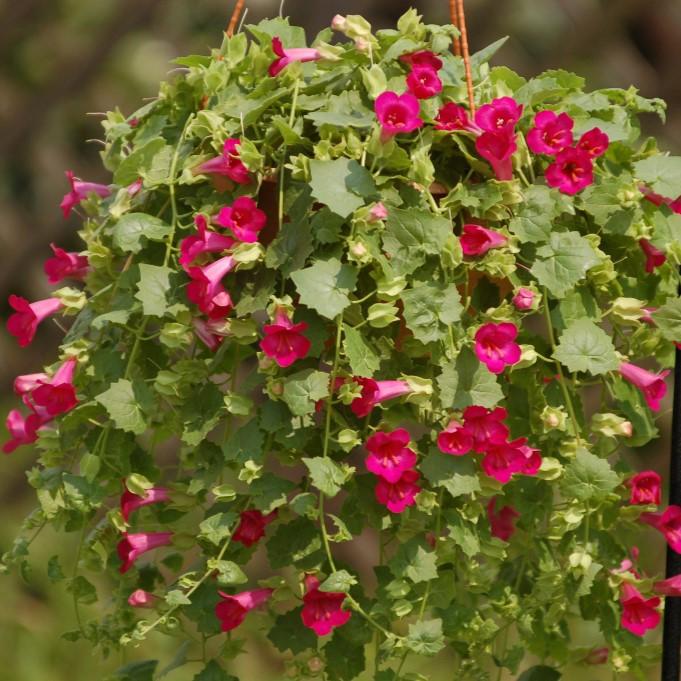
[375,91,424,139]
[260,310,311,368]
[216,588,273,632]
[577,127,609,158]
[2,410,44,454]
[545,147,594,195]
[30,357,79,417]
[215,196,267,243]
[269,37,321,77]
[517,440,542,476]
[350,378,411,418]
[120,485,170,523]
[60,170,112,218]
[462,406,509,452]
[487,497,519,541]
[193,317,225,351]
[365,428,418,483]
[196,138,250,185]
[653,574,681,597]
[475,130,517,181]
[179,215,234,271]
[44,244,89,285]
[435,102,479,133]
[526,110,574,155]
[406,66,443,100]
[619,583,660,636]
[187,255,236,318]
[640,505,681,554]
[460,224,507,256]
[475,97,523,133]
[301,575,351,636]
[640,185,681,214]
[639,239,666,273]
[128,589,158,608]
[437,420,473,456]
[512,288,535,311]
[627,470,661,505]
[399,51,443,71]
[117,531,173,574]
[619,362,669,412]
[14,372,48,397]
[474,322,521,374]
[232,509,278,547]
[375,468,420,513]
[7,295,64,347]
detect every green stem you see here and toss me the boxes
[417,489,444,619]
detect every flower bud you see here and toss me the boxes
[308,657,324,674]
[368,202,388,222]
[612,297,645,323]
[541,405,567,431]
[355,38,371,53]
[584,647,609,665]
[591,413,633,438]
[512,287,537,311]
[348,238,371,264]
[331,14,347,31]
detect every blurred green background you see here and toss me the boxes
[0,0,680,679]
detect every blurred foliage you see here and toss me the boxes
[0,0,679,679]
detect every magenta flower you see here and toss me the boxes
[577,127,609,158]
[619,362,669,412]
[7,295,64,347]
[232,509,277,547]
[526,110,574,155]
[128,589,158,608]
[437,420,473,456]
[365,428,418,483]
[627,470,661,505]
[481,440,528,484]
[517,440,542,475]
[619,583,660,636]
[368,202,388,222]
[475,130,516,181]
[60,170,112,218]
[30,357,78,418]
[474,97,523,133]
[196,138,250,185]
[460,224,507,257]
[193,317,224,351]
[640,505,681,553]
[375,468,420,513]
[120,485,170,523]
[350,378,411,418]
[375,92,424,139]
[545,147,594,195]
[260,310,311,368]
[640,186,681,215]
[639,239,666,273]
[179,215,234,272]
[653,574,681,597]
[435,102,479,133]
[2,409,44,454]
[399,50,443,71]
[474,322,521,374]
[269,37,321,77]
[301,575,351,636]
[44,244,89,285]
[215,196,267,243]
[512,288,535,311]
[186,255,236,318]
[406,66,443,100]
[117,531,173,574]
[462,406,509,452]
[14,372,48,398]
[487,497,519,541]
[216,588,273,632]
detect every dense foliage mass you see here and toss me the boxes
[4,10,681,680]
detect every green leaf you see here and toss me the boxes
[634,155,681,198]
[383,208,452,275]
[269,608,318,654]
[267,518,322,569]
[516,665,561,681]
[560,448,620,502]
[109,660,158,681]
[199,512,237,546]
[652,298,681,342]
[192,660,238,681]
[447,348,504,410]
[580,179,627,223]
[112,213,171,253]
[421,451,481,498]
[343,324,380,377]
[401,282,462,344]
[309,158,376,218]
[212,560,248,586]
[508,185,572,243]
[135,264,173,317]
[319,569,357,593]
[553,319,619,375]
[530,231,599,298]
[406,619,445,656]
[390,539,438,583]
[291,258,358,319]
[165,590,191,606]
[265,219,313,276]
[611,379,658,447]
[95,379,148,435]
[114,138,166,185]
[303,457,352,497]
[249,474,296,512]
[282,369,330,416]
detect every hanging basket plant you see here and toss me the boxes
[4,7,681,680]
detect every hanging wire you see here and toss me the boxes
[449,0,462,55]
[226,0,245,37]
[454,0,476,115]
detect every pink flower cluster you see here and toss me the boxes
[365,428,421,513]
[437,405,541,484]
[401,50,443,100]
[526,110,609,194]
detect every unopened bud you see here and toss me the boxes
[331,14,347,31]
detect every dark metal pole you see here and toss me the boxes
[662,342,681,681]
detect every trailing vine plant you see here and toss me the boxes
[4,8,681,681]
